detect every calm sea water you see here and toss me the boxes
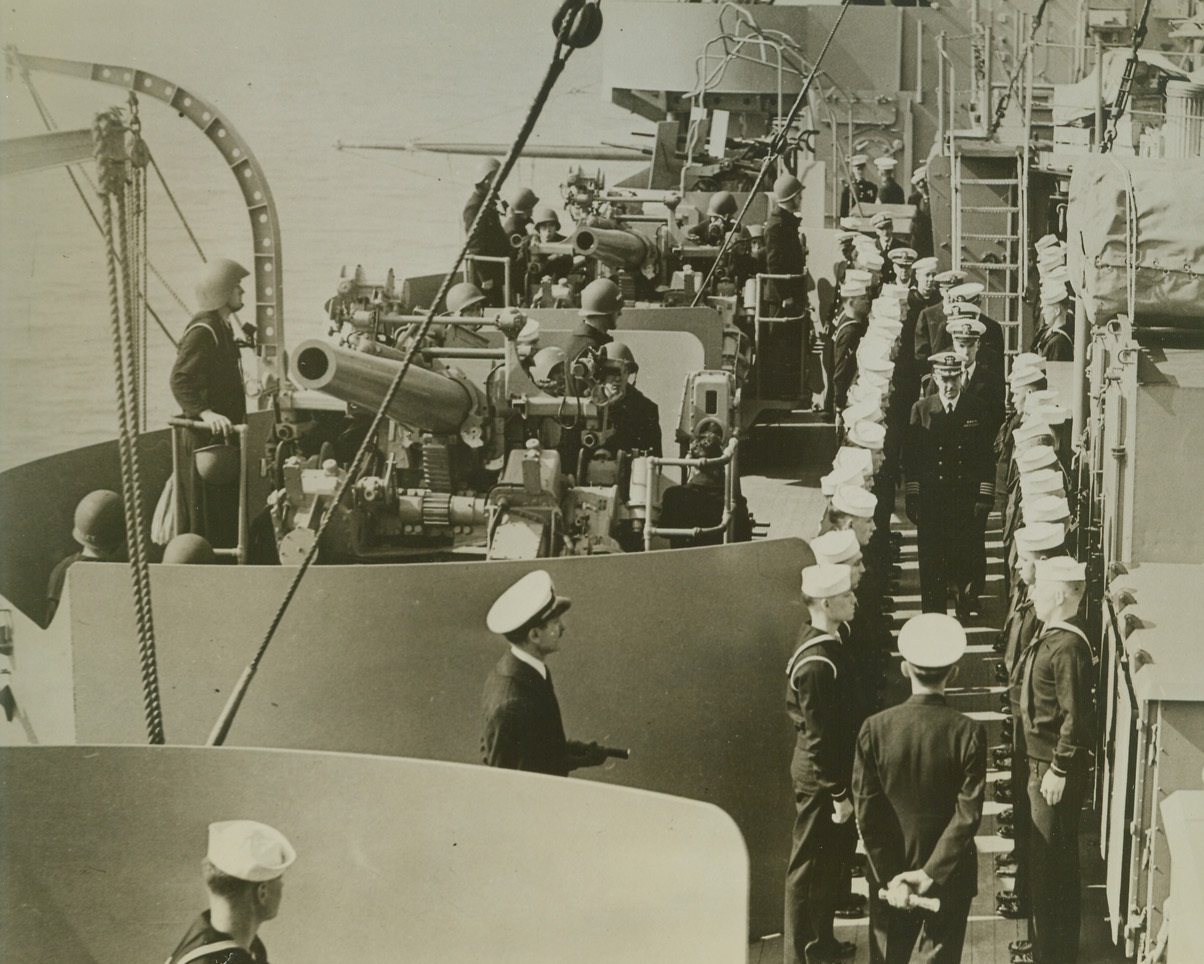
[0,0,650,470]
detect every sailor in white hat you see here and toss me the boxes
[824,483,879,546]
[853,612,984,963]
[841,153,879,217]
[1032,278,1075,362]
[165,820,296,964]
[1020,554,1094,964]
[810,528,866,586]
[829,279,872,411]
[481,570,614,776]
[784,563,859,963]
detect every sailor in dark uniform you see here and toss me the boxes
[854,613,986,964]
[784,564,860,964]
[946,283,1006,368]
[913,270,964,370]
[46,490,126,624]
[481,570,612,776]
[762,173,809,399]
[831,280,871,411]
[165,820,295,964]
[524,204,576,295]
[599,341,662,457]
[904,352,997,619]
[1016,557,1095,964]
[566,278,621,370]
[1031,283,1074,362]
[462,156,511,306]
[839,153,878,218]
[871,213,902,283]
[502,185,539,246]
[907,166,934,259]
[873,156,906,205]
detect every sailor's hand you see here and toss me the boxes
[892,869,934,896]
[883,880,914,910]
[1040,767,1066,806]
[198,409,233,438]
[831,796,853,824]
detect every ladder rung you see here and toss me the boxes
[961,233,1020,241]
[961,206,1021,213]
[960,178,1020,186]
[962,262,1020,269]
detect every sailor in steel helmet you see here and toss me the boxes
[165,819,296,964]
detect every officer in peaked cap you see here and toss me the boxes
[854,613,986,964]
[887,246,918,287]
[1015,556,1094,964]
[840,153,879,217]
[905,352,997,619]
[913,270,963,368]
[943,315,1005,439]
[165,820,296,964]
[784,563,860,964]
[481,570,614,776]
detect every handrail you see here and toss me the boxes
[463,254,513,307]
[643,436,740,550]
[753,271,807,399]
[168,418,249,565]
[5,48,285,407]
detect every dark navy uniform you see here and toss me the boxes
[854,694,987,963]
[462,186,511,307]
[1018,618,1095,964]
[904,391,997,614]
[915,306,1006,373]
[606,385,662,457]
[784,625,857,964]
[924,360,1006,440]
[878,180,905,205]
[839,178,878,217]
[166,911,266,964]
[908,188,933,258]
[1030,323,1074,362]
[831,313,868,411]
[481,651,576,776]
[762,205,808,398]
[1002,582,1041,917]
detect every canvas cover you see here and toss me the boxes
[1066,155,1204,326]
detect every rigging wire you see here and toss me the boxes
[205,5,593,747]
[988,0,1052,138]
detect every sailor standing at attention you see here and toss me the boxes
[170,258,252,546]
[784,564,860,964]
[763,172,809,400]
[874,156,906,205]
[165,820,295,964]
[481,570,612,776]
[461,156,511,307]
[854,613,986,964]
[839,154,878,217]
[1015,556,1095,964]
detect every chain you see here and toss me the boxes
[989,0,1052,137]
[1101,0,1154,154]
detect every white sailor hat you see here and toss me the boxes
[835,442,874,470]
[1040,284,1070,306]
[840,216,873,232]
[859,251,886,271]
[1040,261,1070,280]
[871,297,903,320]
[1034,234,1062,252]
[856,370,893,393]
[1025,494,1071,523]
[207,821,296,883]
[846,268,874,285]
[820,463,868,497]
[933,270,965,286]
[871,321,904,342]
[880,282,911,300]
[1035,556,1086,584]
[840,280,869,298]
[1016,444,1058,472]
[873,156,898,170]
[1013,352,1047,372]
[860,329,899,352]
[857,353,896,375]
[929,350,965,374]
[1014,522,1067,554]
[947,317,986,339]
[801,564,853,598]
[870,211,893,227]
[848,420,886,451]
[837,230,859,243]
[810,528,862,566]
[486,569,572,635]
[1009,365,1046,389]
[898,613,966,669]
[843,400,884,425]
[832,484,878,518]
[850,153,870,167]
[1035,401,1071,424]
[888,246,918,264]
[1014,420,1054,444]
[1019,467,1064,496]
[911,166,928,184]
[948,282,985,302]
[848,383,888,406]
[913,256,939,273]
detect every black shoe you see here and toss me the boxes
[811,939,856,961]
[999,807,1014,822]
[995,853,1016,869]
[992,751,1013,768]
[995,863,1019,878]
[994,784,1013,802]
[996,825,1014,839]
[833,895,866,919]
[1008,939,1033,954]
[995,896,1025,919]
[1010,952,1034,963]
[994,664,1010,683]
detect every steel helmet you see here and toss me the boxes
[72,490,125,552]
[195,258,249,313]
[474,156,501,185]
[162,532,217,565]
[578,278,623,318]
[446,282,487,314]
[707,191,738,218]
[531,346,567,383]
[772,174,804,205]
[508,186,539,215]
[532,204,561,228]
[602,340,638,373]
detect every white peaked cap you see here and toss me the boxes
[207,821,296,882]
[949,282,985,301]
[810,528,862,566]
[898,613,966,668]
[486,569,571,635]
[801,563,853,598]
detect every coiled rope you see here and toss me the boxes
[206,2,597,746]
[94,109,166,744]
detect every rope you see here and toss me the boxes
[691,0,854,305]
[95,109,166,745]
[206,7,589,747]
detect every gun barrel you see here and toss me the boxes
[291,339,477,435]
[600,745,630,760]
[572,225,653,270]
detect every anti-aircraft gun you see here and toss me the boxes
[275,308,735,563]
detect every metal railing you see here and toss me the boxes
[463,254,513,307]
[169,418,249,564]
[752,271,808,399]
[642,436,740,551]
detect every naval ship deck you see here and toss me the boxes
[740,410,1125,963]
